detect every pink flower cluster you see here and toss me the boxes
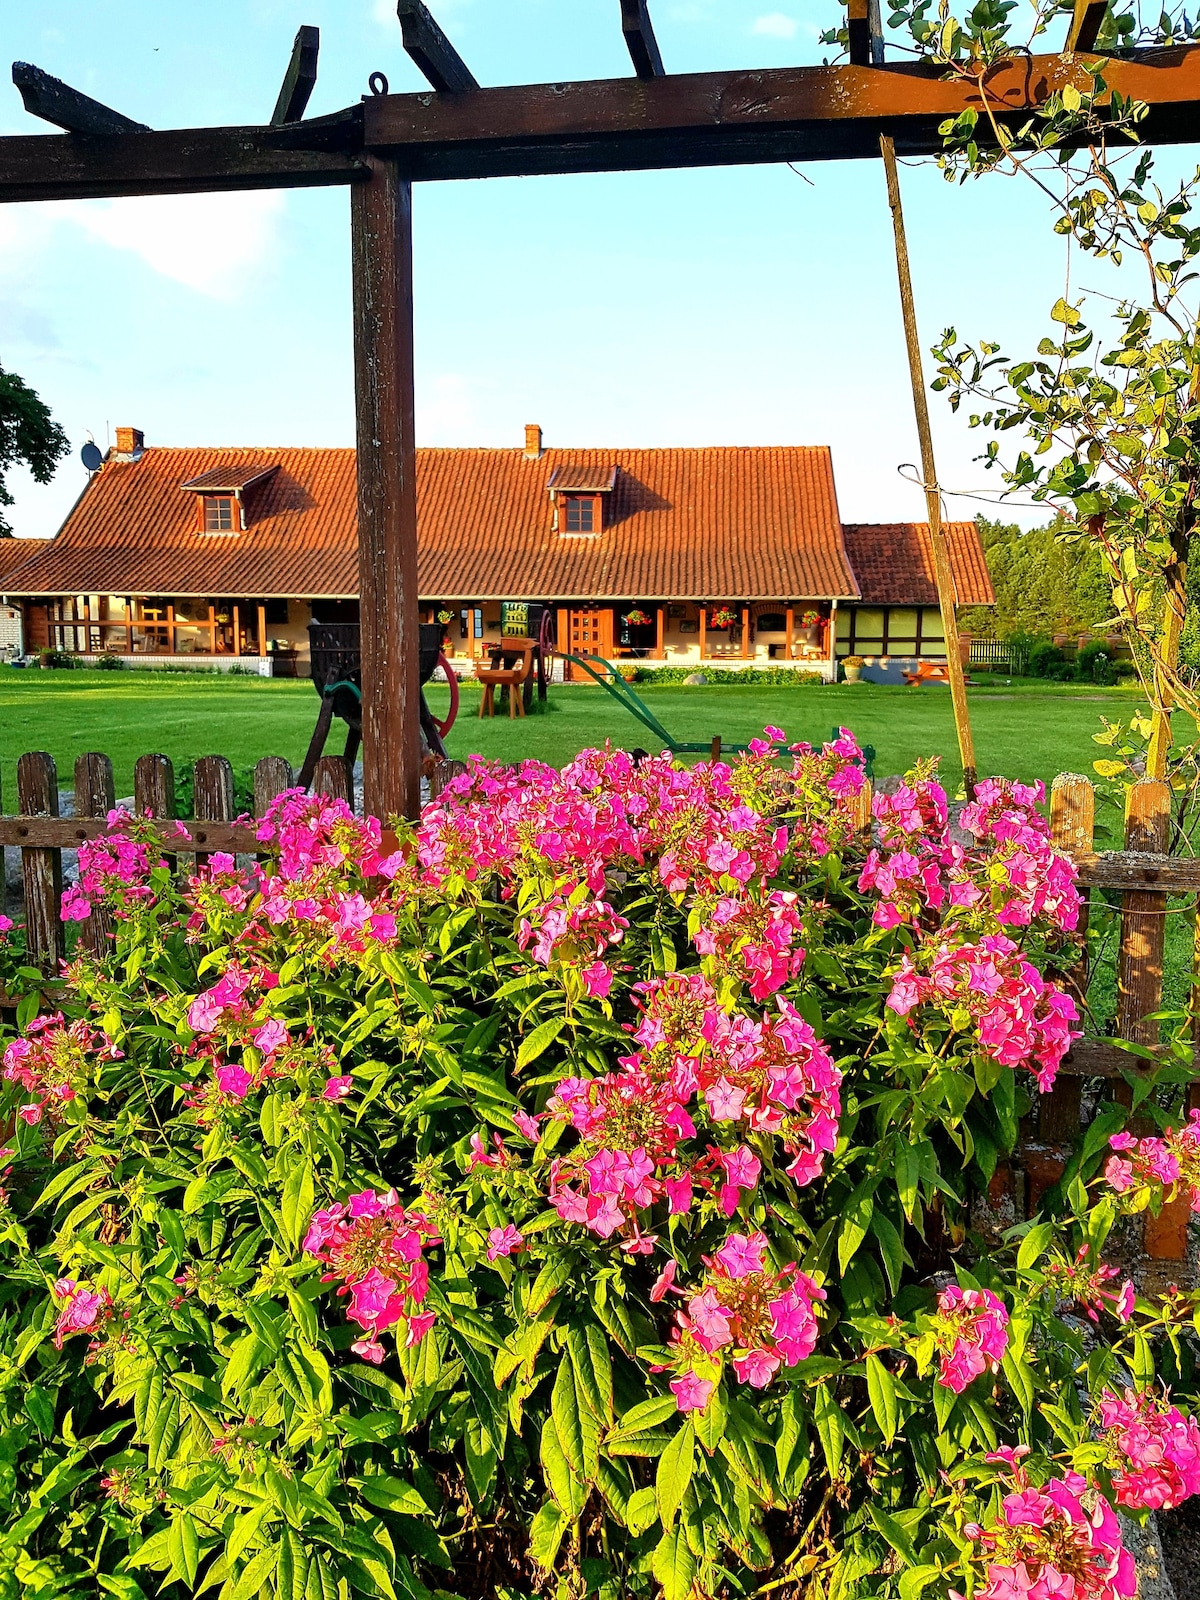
[52,1276,113,1350]
[60,809,159,923]
[887,934,1080,1090]
[545,1067,696,1250]
[664,1230,825,1408]
[860,775,1079,936]
[929,1283,1010,1393]
[691,889,805,1000]
[2,1013,118,1126]
[416,730,867,901]
[1043,1248,1135,1325]
[1098,1388,1200,1510]
[516,892,628,999]
[303,1187,439,1364]
[953,1466,1136,1600]
[1105,1111,1200,1213]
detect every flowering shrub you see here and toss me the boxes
[0,729,1197,1600]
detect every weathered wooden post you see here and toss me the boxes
[351,156,422,823]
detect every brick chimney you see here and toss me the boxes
[112,427,145,462]
[524,423,543,460]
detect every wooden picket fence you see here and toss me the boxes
[2,753,1198,1277]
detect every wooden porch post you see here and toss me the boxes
[207,604,216,655]
[655,604,665,659]
[352,156,421,821]
[741,606,750,659]
[257,604,267,657]
[698,605,706,661]
[232,603,240,655]
[785,605,794,661]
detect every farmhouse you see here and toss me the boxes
[1,425,992,680]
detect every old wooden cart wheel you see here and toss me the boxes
[432,651,459,739]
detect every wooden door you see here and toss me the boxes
[566,606,613,680]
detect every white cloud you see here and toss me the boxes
[56,191,286,299]
[752,12,800,38]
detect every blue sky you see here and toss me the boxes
[0,0,1172,539]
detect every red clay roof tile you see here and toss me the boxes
[841,522,994,607]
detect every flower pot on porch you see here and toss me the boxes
[844,664,862,683]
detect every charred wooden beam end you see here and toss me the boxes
[1068,0,1109,52]
[12,61,149,135]
[847,0,885,66]
[396,0,478,94]
[620,0,665,79]
[271,24,320,125]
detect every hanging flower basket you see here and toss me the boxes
[798,609,823,628]
[623,608,652,628]
[709,606,738,630]
[436,610,454,626]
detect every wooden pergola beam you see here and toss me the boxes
[360,46,1200,180]
[621,0,665,80]
[0,111,364,202]
[271,24,320,125]
[6,47,1200,200]
[12,62,149,135]
[396,0,478,94]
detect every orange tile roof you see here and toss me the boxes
[5,444,864,603]
[841,522,994,608]
[1,447,990,610]
[0,537,50,587]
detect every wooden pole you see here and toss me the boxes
[741,606,750,659]
[880,134,977,797]
[1147,564,1185,779]
[351,156,421,821]
[699,605,706,661]
[785,604,794,661]
[257,603,267,658]
[655,604,665,659]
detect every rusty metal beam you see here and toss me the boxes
[621,0,665,79]
[12,61,149,135]
[361,47,1200,180]
[396,0,478,94]
[271,24,320,125]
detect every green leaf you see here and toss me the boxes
[838,1178,876,1275]
[1001,1348,1034,1416]
[168,1512,200,1589]
[226,1500,270,1568]
[651,1525,697,1600]
[812,1384,844,1479]
[869,1503,917,1565]
[540,1412,586,1518]
[609,1394,680,1439]
[222,1332,268,1400]
[626,1485,659,1536]
[280,1159,315,1252]
[568,1324,614,1424]
[655,1424,695,1532]
[1017,1221,1055,1271]
[228,1545,280,1600]
[529,1501,567,1571]
[357,1476,431,1517]
[551,1358,591,1483]
[899,1563,944,1600]
[516,1015,567,1070]
[865,1354,899,1445]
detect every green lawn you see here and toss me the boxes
[0,665,1145,805]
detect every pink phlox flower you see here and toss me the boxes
[486,1224,524,1261]
[323,1076,354,1101]
[670,1371,714,1412]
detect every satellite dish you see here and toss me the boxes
[81,441,103,473]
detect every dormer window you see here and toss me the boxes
[182,463,280,536]
[204,496,234,532]
[548,464,617,538]
[564,495,596,534]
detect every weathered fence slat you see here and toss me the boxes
[17,752,63,971]
[74,752,115,958]
[134,753,175,821]
[254,757,294,818]
[192,757,234,868]
[312,755,353,805]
